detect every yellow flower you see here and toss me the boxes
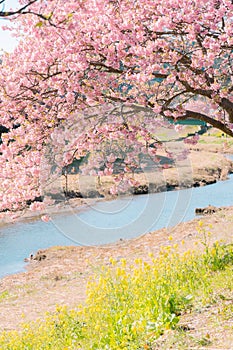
[95,324,101,331]
[109,257,117,265]
[120,258,126,267]
[198,220,204,227]
[135,258,142,265]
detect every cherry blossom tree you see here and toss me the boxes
[0,0,233,212]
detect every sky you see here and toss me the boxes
[0,0,19,52]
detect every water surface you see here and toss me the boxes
[0,173,233,278]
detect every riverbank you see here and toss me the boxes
[0,205,233,349]
[1,145,232,226]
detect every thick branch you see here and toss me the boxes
[178,110,233,137]
[220,98,233,122]
[177,77,212,98]
[152,72,169,79]
[177,77,233,122]
[0,0,38,17]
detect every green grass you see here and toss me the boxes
[198,138,233,145]
[0,237,232,349]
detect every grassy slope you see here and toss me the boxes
[0,232,232,349]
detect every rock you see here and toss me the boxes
[63,190,83,199]
[195,205,221,215]
[84,190,104,198]
[220,167,229,181]
[33,250,47,261]
[133,185,148,195]
[24,252,34,262]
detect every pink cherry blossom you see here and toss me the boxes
[30,202,46,212]
[41,214,51,222]
[0,0,232,212]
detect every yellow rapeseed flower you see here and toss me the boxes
[198,220,204,227]
[109,257,117,265]
[120,258,126,267]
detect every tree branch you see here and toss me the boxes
[178,110,233,137]
[220,98,233,122]
[90,61,123,74]
[0,0,38,17]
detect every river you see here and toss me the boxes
[0,172,233,278]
